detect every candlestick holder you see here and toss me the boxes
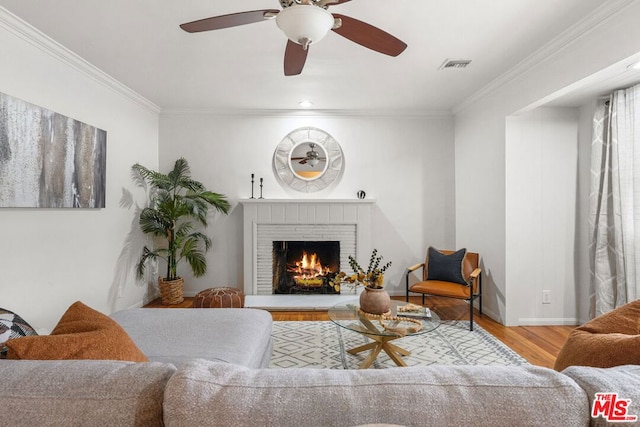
[259,178,264,199]
[250,174,255,199]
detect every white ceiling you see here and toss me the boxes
[0,0,618,112]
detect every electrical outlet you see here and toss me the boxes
[542,290,551,304]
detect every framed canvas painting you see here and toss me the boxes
[0,92,106,208]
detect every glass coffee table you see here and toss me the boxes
[328,299,440,369]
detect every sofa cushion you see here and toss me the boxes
[0,307,38,358]
[0,359,175,427]
[6,301,148,362]
[111,307,272,368]
[163,360,590,427]
[562,365,640,426]
[426,247,468,285]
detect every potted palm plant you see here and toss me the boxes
[133,158,230,305]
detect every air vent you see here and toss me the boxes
[438,59,472,70]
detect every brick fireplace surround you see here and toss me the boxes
[240,199,375,309]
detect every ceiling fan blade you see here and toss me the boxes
[331,14,407,57]
[284,40,308,76]
[323,0,352,5]
[180,10,279,33]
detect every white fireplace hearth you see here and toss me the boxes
[240,199,375,306]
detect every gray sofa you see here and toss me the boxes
[110,308,273,368]
[2,307,639,427]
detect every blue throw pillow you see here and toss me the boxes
[426,247,468,286]
[0,308,38,358]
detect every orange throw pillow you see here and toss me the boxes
[6,301,148,362]
[554,300,640,371]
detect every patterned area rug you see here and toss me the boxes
[269,320,528,369]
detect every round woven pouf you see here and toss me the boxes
[192,287,245,308]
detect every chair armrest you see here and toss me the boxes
[407,262,424,273]
[469,268,481,279]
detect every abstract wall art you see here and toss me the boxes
[0,92,106,208]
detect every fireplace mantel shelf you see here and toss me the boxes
[239,199,376,204]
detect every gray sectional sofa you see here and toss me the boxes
[2,307,640,427]
[110,308,273,368]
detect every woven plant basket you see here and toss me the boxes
[158,277,184,305]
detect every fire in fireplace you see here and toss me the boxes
[272,241,340,294]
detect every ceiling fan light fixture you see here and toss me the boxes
[306,143,321,167]
[276,5,334,48]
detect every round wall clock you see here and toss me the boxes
[273,127,344,193]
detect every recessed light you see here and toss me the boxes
[627,61,640,71]
[298,100,314,108]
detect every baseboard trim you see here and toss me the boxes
[517,317,579,326]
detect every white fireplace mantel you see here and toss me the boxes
[240,199,375,296]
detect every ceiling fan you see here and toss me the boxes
[291,143,326,166]
[180,0,407,76]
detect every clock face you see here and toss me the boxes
[273,127,344,193]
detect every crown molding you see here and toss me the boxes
[453,0,637,114]
[0,7,161,115]
[160,108,453,119]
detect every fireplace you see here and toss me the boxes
[241,199,374,296]
[272,241,340,294]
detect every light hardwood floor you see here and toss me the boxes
[144,295,576,369]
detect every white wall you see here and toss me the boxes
[454,112,506,322]
[505,108,579,325]
[0,11,159,331]
[159,113,455,297]
[455,1,640,325]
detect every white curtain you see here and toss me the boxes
[589,83,640,317]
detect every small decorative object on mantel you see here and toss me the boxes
[250,174,255,199]
[340,249,392,314]
[133,158,231,305]
[357,190,366,199]
[259,177,264,199]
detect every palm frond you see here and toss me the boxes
[136,246,164,279]
[187,232,212,251]
[139,208,172,236]
[200,191,231,214]
[133,163,172,191]
[181,241,208,277]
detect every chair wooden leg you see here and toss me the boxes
[469,298,474,331]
